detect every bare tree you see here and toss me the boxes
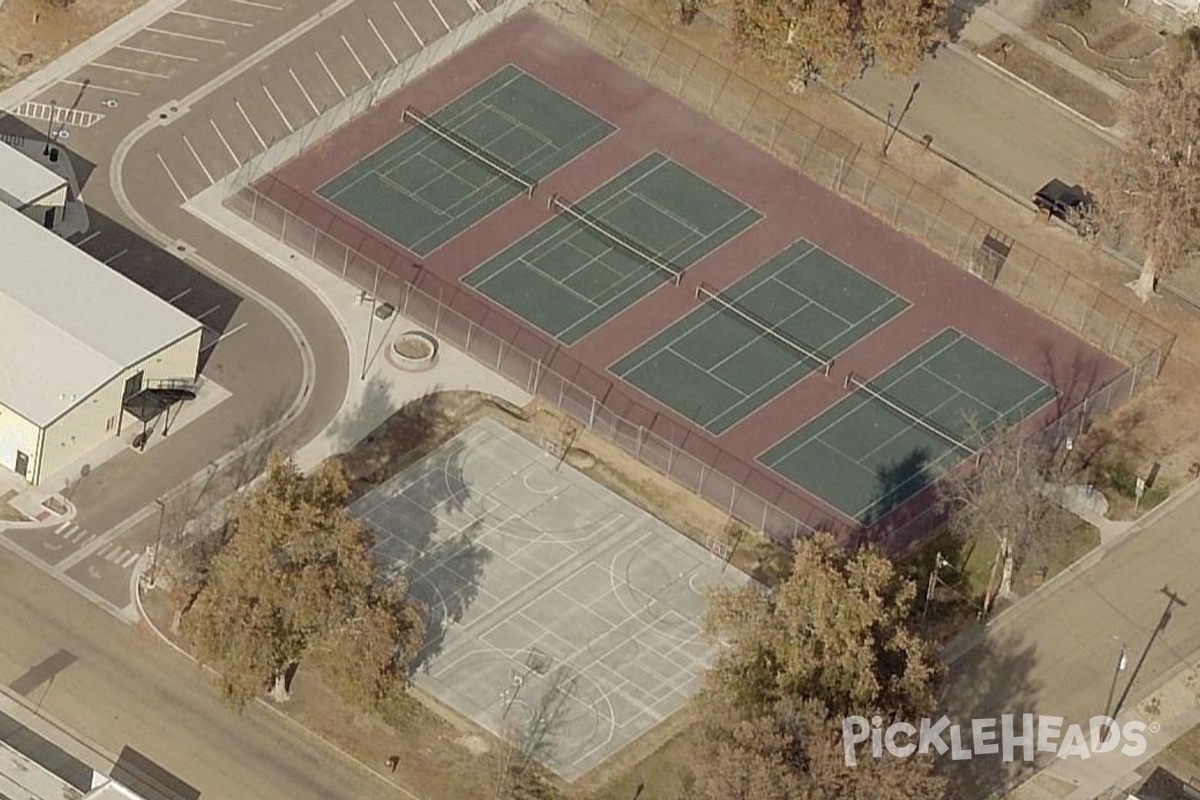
[1085,42,1200,301]
[937,424,1061,611]
[727,0,948,87]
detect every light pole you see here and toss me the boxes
[1102,639,1128,740]
[43,99,58,156]
[149,497,166,588]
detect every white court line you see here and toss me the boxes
[181,134,215,184]
[155,153,189,201]
[289,68,320,115]
[314,52,345,99]
[88,62,169,79]
[167,287,193,304]
[367,17,398,64]
[261,85,292,131]
[144,26,225,44]
[217,0,281,8]
[208,117,241,166]
[103,248,129,264]
[234,99,267,149]
[392,2,424,47]
[76,231,101,246]
[200,322,248,351]
[115,44,199,62]
[58,78,140,96]
[341,34,371,81]
[425,0,450,31]
[170,9,254,26]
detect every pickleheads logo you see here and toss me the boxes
[841,714,1156,766]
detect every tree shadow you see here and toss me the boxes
[865,448,934,526]
[493,664,578,798]
[321,374,399,456]
[341,391,454,502]
[945,0,996,43]
[937,631,1044,796]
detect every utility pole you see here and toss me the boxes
[149,497,167,587]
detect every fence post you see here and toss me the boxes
[636,425,643,458]
[495,339,503,372]
[1129,360,1139,401]
[589,397,597,430]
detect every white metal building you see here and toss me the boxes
[0,202,203,485]
[0,138,69,227]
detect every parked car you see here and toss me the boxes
[1032,179,1097,236]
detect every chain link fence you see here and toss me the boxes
[222,0,1174,547]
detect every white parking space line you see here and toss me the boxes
[89,62,170,79]
[76,231,102,246]
[209,118,241,166]
[170,9,254,27]
[262,85,293,131]
[195,305,221,321]
[393,2,424,47]
[115,44,199,62]
[366,17,399,64]
[341,34,372,80]
[235,100,268,149]
[58,78,140,96]
[156,152,190,201]
[145,26,226,45]
[289,68,320,115]
[168,288,193,304]
[217,0,281,8]
[425,0,451,31]
[103,249,129,264]
[181,134,215,184]
[200,322,249,351]
[314,52,346,99]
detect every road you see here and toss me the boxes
[940,483,1200,796]
[0,0,476,613]
[842,44,1117,201]
[0,544,398,800]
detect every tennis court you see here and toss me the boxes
[759,328,1058,523]
[463,152,761,345]
[317,65,615,256]
[610,239,909,434]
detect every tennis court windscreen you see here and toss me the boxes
[402,106,536,196]
[548,194,682,285]
[844,372,978,458]
[695,282,833,376]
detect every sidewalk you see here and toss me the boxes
[184,178,532,473]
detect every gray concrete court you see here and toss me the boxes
[349,418,753,781]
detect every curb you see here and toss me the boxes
[972,51,1119,136]
[130,564,426,800]
[946,474,1200,663]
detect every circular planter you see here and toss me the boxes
[386,330,439,372]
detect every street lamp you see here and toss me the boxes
[149,497,166,588]
[1102,639,1128,740]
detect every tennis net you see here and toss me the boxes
[844,372,978,457]
[402,106,536,196]
[695,282,833,376]
[548,194,682,285]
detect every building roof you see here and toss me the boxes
[0,203,202,427]
[0,140,67,209]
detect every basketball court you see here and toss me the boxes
[317,65,616,256]
[348,418,752,781]
[759,328,1059,523]
[610,238,910,434]
[463,152,761,345]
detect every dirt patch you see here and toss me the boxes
[0,0,146,90]
[1035,0,1168,89]
[980,35,1120,127]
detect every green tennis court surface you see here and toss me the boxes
[464,152,760,345]
[610,239,909,434]
[318,65,615,256]
[760,328,1058,523]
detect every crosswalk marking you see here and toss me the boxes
[47,520,142,572]
[55,521,72,534]
[121,552,141,569]
[8,101,104,128]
